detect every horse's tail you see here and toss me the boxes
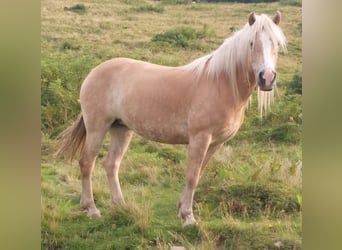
[55,114,86,161]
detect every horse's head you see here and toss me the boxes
[248,11,286,91]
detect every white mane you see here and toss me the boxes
[183,13,286,115]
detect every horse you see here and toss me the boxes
[56,11,286,226]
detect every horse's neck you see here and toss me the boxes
[224,65,257,106]
[240,70,257,100]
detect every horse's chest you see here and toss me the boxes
[214,122,241,143]
[212,112,245,144]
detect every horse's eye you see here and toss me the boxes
[250,41,253,48]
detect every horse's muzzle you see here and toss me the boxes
[258,70,276,91]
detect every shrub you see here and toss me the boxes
[270,123,301,143]
[207,0,278,2]
[160,0,193,4]
[41,53,101,136]
[234,93,302,144]
[151,26,214,50]
[64,4,87,14]
[286,71,302,95]
[61,41,81,51]
[205,0,302,4]
[130,5,165,13]
[280,0,302,6]
[197,182,301,217]
[119,0,142,5]
[41,78,80,136]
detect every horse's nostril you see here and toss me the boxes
[259,71,265,84]
[259,70,276,83]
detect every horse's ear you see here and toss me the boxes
[248,12,256,26]
[273,11,281,25]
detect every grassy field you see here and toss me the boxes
[41,0,302,249]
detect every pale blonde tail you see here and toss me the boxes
[55,114,86,161]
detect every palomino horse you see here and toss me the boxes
[57,12,286,226]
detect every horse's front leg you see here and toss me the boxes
[178,133,211,226]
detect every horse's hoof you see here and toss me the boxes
[182,214,197,227]
[87,208,101,217]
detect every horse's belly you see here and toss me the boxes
[123,115,189,144]
[131,124,189,144]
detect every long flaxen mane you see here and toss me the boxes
[184,13,286,115]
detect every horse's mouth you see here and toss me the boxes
[257,81,274,91]
[259,87,273,92]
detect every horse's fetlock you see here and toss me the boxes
[178,205,192,220]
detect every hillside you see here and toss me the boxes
[41,0,302,249]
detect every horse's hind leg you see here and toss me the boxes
[79,127,108,217]
[104,126,133,207]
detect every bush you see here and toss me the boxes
[130,5,165,13]
[235,93,302,144]
[270,123,301,143]
[280,0,302,6]
[205,0,302,4]
[160,0,193,4]
[61,41,81,51]
[41,53,101,136]
[151,26,214,50]
[286,71,302,95]
[41,78,80,136]
[64,4,87,14]
[197,181,301,217]
[207,0,278,2]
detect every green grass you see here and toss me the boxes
[41,0,302,249]
[42,135,301,249]
[280,0,302,7]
